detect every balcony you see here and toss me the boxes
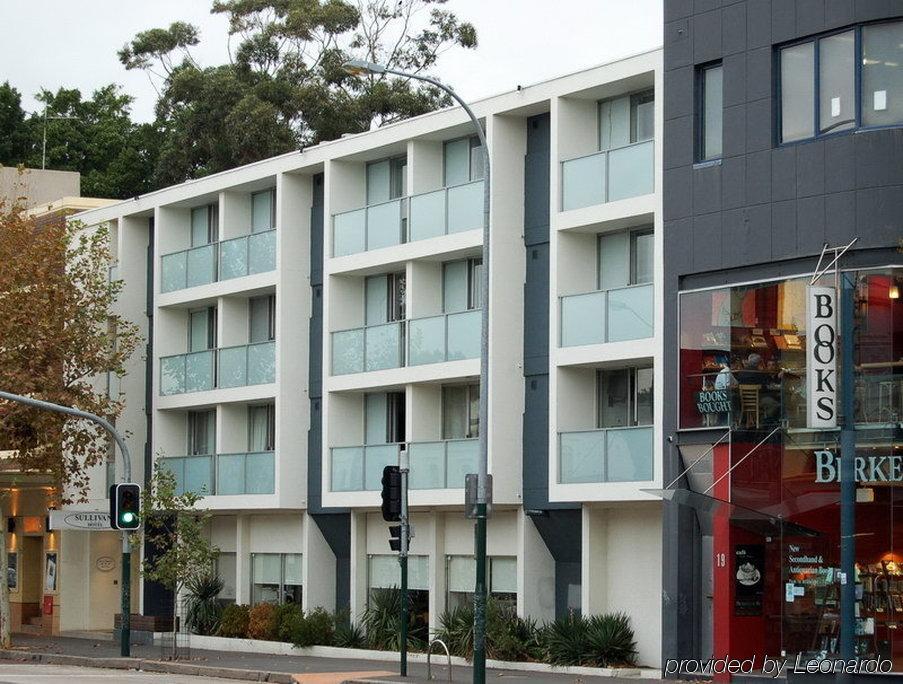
[330,310,481,376]
[560,283,653,347]
[558,425,653,484]
[332,180,483,257]
[330,443,400,492]
[160,341,275,395]
[160,230,277,293]
[560,140,654,211]
[408,439,478,489]
[162,451,275,496]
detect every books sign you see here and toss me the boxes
[806,285,837,429]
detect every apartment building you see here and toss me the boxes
[74,49,664,665]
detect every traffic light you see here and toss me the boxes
[110,483,141,530]
[389,525,403,552]
[380,465,401,522]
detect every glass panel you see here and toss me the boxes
[333,209,366,257]
[781,42,815,142]
[253,553,281,584]
[633,97,655,143]
[491,557,517,593]
[470,140,485,181]
[248,231,276,274]
[160,356,185,395]
[217,346,247,388]
[245,451,275,494]
[191,206,210,246]
[409,189,446,242]
[367,160,391,205]
[189,310,210,352]
[408,316,445,366]
[366,275,388,326]
[559,431,605,483]
[631,231,654,285]
[446,309,480,360]
[408,556,429,591]
[607,284,654,342]
[819,32,855,134]
[249,297,271,343]
[369,555,399,588]
[161,252,187,292]
[636,367,655,426]
[862,22,903,128]
[599,368,630,428]
[184,350,214,392]
[608,140,654,201]
[442,386,468,439]
[599,231,629,290]
[217,553,236,600]
[444,138,470,186]
[252,190,274,232]
[365,444,398,490]
[219,237,248,280]
[248,407,269,452]
[443,261,468,313]
[161,458,185,495]
[447,181,483,234]
[560,292,605,347]
[217,454,245,495]
[283,554,303,585]
[365,392,387,445]
[183,456,213,495]
[365,322,402,371]
[332,329,364,375]
[247,341,275,384]
[408,441,445,489]
[366,200,402,250]
[599,96,631,150]
[331,447,363,491]
[188,409,215,455]
[703,65,723,160]
[186,245,216,288]
[446,439,478,487]
[561,153,606,211]
[605,426,653,481]
[448,556,475,592]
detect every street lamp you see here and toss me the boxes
[343,59,491,684]
[41,106,78,170]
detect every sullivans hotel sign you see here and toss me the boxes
[815,450,903,484]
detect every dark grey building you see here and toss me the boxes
[663,0,903,669]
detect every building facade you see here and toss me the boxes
[663,0,903,672]
[73,51,664,665]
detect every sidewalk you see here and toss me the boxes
[5,634,669,683]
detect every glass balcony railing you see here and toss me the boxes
[162,451,275,496]
[331,322,405,375]
[159,341,275,395]
[561,140,654,211]
[332,180,483,257]
[408,310,481,366]
[160,230,277,293]
[560,283,653,347]
[330,444,401,492]
[558,425,653,484]
[408,438,478,489]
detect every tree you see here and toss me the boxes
[137,465,219,658]
[0,192,141,645]
[0,82,28,165]
[119,0,477,187]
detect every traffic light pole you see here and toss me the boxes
[399,449,409,677]
[0,390,133,656]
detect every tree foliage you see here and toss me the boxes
[0,195,140,501]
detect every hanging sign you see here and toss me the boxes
[806,286,837,428]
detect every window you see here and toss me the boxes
[597,367,653,428]
[250,552,302,605]
[190,204,217,246]
[188,307,216,352]
[365,273,405,325]
[248,403,275,452]
[444,136,485,186]
[366,157,407,204]
[215,553,236,605]
[698,63,723,160]
[779,21,903,143]
[187,410,216,455]
[446,555,516,611]
[249,295,276,343]
[442,384,480,439]
[365,392,405,444]
[598,227,653,290]
[599,89,654,151]
[442,258,482,313]
[251,189,276,233]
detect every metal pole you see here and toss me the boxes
[0,390,133,656]
[399,448,409,677]
[839,273,856,661]
[41,108,47,171]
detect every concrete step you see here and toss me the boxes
[25,616,43,626]
[17,624,43,635]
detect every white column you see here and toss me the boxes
[517,510,555,622]
[303,514,336,613]
[428,511,445,636]
[349,511,368,624]
[234,515,251,604]
[581,505,607,616]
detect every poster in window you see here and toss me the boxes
[735,544,764,616]
[7,552,16,590]
[44,552,58,592]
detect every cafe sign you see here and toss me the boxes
[815,450,903,484]
[48,510,111,531]
[806,285,837,429]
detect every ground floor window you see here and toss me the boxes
[250,552,302,605]
[446,555,517,611]
[215,552,236,605]
[368,554,429,641]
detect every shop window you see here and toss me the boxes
[697,62,723,161]
[190,203,218,247]
[248,403,275,452]
[365,392,405,445]
[444,136,484,186]
[599,89,654,151]
[251,189,276,233]
[188,307,216,352]
[597,367,653,428]
[249,294,276,343]
[446,555,517,611]
[443,258,482,312]
[442,384,480,439]
[187,409,216,455]
[215,552,236,605]
[366,157,407,204]
[250,552,302,605]
[365,273,405,325]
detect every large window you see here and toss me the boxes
[249,295,276,343]
[597,367,653,428]
[698,62,723,161]
[598,228,653,289]
[187,409,216,455]
[779,22,903,143]
[251,189,276,233]
[443,258,482,312]
[446,555,516,611]
[190,204,217,247]
[599,89,654,150]
[248,403,275,452]
[444,136,485,186]
[365,273,405,325]
[442,384,480,439]
[250,552,302,605]
[366,157,407,204]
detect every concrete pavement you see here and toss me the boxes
[0,661,250,683]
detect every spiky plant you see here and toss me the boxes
[184,573,224,636]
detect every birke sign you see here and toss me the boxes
[806,285,837,429]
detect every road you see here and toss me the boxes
[0,662,245,683]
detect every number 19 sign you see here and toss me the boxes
[806,285,837,429]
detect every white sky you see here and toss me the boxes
[2,0,663,123]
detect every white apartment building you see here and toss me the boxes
[72,48,664,666]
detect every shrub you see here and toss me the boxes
[363,588,425,652]
[217,604,250,638]
[539,613,589,666]
[276,603,304,643]
[584,613,637,667]
[289,608,335,647]
[436,599,542,662]
[436,603,473,657]
[247,602,279,641]
[184,574,224,636]
[333,617,366,649]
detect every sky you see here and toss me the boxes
[1,0,663,123]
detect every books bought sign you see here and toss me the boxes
[806,285,837,429]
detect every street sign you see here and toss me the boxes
[806,285,837,429]
[48,509,111,531]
